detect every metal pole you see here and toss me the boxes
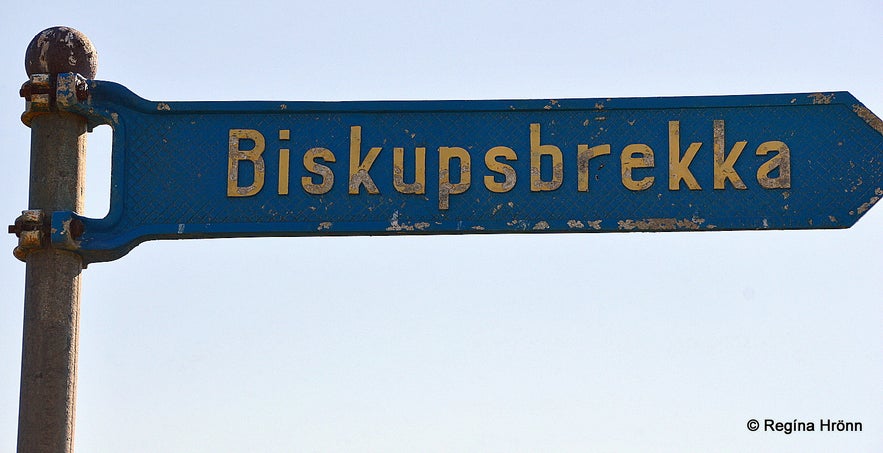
[15,27,96,453]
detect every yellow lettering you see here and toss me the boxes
[577,144,611,192]
[484,146,517,193]
[756,141,792,189]
[668,121,702,190]
[530,123,563,191]
[713,120,747,190]
[438,146,471,210]
[621,144,655,191]
[302,147,336,195]
[278,130,290,195]
[227,129,265,197]
[279,149,290,195]
[393,146,426,194]
[348,126,381,194]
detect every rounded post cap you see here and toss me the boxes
[25,26,97,78]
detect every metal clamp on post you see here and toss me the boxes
[6,210,82,262]
[8,210,47,261]
[20,72,89,126]
[11,72,91,262]
[50,211,85,253]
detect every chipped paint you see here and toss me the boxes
[617,217,705,231]
[392,146,426,194]
[532,221,550,230]
[854,187,883,215]
[491,201,515,215]
[564,220,601,230]
[386,211,430,231]
[808,93,834,105]
[853,104,883,135]
[317,222,332,231]
[52,217,84,250]
[506,219,530,230]
[177,224,185,234]
[529,162,564,186]
[849,176,864,192]
[157,102,171,111]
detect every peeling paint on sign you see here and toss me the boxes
[853,104,883,135]
[617,218,706,231]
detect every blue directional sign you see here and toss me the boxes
[48,79,883,263]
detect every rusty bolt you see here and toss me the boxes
[9,210,45,237]
[69,218,85,239]
[25,26,98,79]
[76,78,89,101]
[9,210,47,261]
[19,74,52,101]
[9,209,43,236]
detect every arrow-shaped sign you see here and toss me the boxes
[36,77,883,263]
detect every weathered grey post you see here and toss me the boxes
[12,26,96,453]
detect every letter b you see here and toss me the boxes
[227,129,266,197]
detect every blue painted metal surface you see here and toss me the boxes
[57,80,883,263]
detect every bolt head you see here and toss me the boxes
[25,26,97,78]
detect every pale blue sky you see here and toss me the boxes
[2,1,882,452]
